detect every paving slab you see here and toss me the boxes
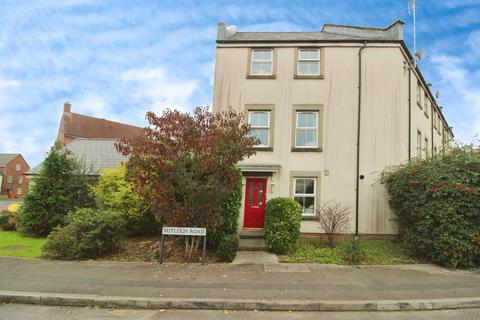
[232,251,278,264]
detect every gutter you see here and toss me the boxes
[355,41,367,237]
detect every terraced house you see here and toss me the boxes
[212,20,453,236]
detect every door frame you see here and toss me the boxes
[243,176,268,229]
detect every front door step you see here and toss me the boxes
[238,238,268,251]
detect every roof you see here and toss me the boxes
[0,154,19,166]
[27,139,128,176]
[60,111,143,140]
[217,20,404,43]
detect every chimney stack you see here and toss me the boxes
[64,101,71,113]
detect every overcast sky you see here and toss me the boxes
[0,0,479,165]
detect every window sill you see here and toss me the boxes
[294,75,324,80]
[301,215,318,221]
[291,147,322,152]
[246,75,276,80]
[253,147,273,152]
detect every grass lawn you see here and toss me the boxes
[0,231,46,258]
[279,238,417,265]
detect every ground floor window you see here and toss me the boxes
[293,178,316,216]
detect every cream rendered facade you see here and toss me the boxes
[212,21,453,235]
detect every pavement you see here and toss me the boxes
[0,257,479,311]
[1,304,480,320]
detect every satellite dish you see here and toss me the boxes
[226,25,237,36]
[415,48,424,60]
[435,90,440,99]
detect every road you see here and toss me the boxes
[0,199,22,211]
[0,304,479,319]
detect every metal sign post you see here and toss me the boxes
[159,227,207,264]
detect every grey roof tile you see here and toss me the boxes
[0,154,19,166]
[27,139,128,176]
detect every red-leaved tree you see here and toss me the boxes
[116,107,256,260]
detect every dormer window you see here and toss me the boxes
[297,49,320,76]
[250,49,273,76]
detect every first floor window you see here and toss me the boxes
[293,178,316,216]
[250,49,273,76]
[416,131,422,157]
[16,187,22,195]
[295,111,318,148]
[248,111,270,147]
[7,175,12,184]
[425,137,429,157]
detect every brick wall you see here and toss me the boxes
[1,155,30,198]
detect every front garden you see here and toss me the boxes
[0,107,477,269]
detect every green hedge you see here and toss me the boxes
[217,234,239,262]
[43,208,125,260]
[91,165,160,236]
[382,145,480,268]
[265,197,302,254]
[208,169,242,247]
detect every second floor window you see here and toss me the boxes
[249,111,270,147]
[18,176,23,184]
[417,81,423,108]
[250,49,273,76]
[15,164,20,171]
[7,175,13,184]
[297,49,320,76]
[295,112,318,148]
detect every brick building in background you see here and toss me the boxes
[57,102,143,144]
[0,154,30,198]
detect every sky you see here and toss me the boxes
[0,0,479,166]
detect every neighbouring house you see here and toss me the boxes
[213,20,453,236]
[57,102,143,145]
[0,154,30,198]
[26,103,142,179]
[26,138,129,177]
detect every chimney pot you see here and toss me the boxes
[64,101,71,113]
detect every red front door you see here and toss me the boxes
[244,177,267,228]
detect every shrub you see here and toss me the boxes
[43,208,125,260]
[0,210,17,231]
[208,169,242,247]
[91,165,160,236]
[382,145,480,268]
[317,201,351,248]
[217,234,239,262]
[343,239,366,264]
[265,197,302,254]
[18,144,95,235]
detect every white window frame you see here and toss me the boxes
[250,49,273,76]
[417,82,423,108]
[417,130,422,157]
[7,175,13,184]
[15,164,20,171]
[293,177,316,216]
[248,111,270,147]
[16,187,22,195]
[297,49,320,76]
[295,111,318,148]
[18,176,23,184]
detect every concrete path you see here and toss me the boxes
[1,304,480,320]
[0,257,479,311]
[232,251,278,264]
